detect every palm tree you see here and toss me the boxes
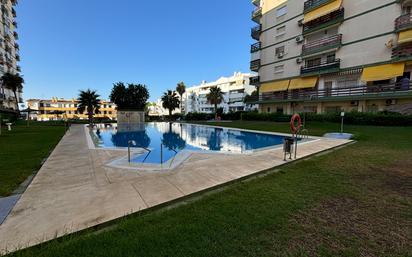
[161,90,180,119]
[206,86,224,119]
[176,82,186,113]
[1,73,24,112]
[77,89,101,125]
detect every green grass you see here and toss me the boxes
[0,121,66,196]
[8,121,412,257]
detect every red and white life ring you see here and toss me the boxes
[290,114,302,134]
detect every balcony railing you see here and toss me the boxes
[395,13,412,31]
[250,59,260,71]
[252,7,262,22]
[252,0,260,7]
[302,34,342,56]
[304,0,334,13]
[251,24,262,40]
[303,9,344,35]
[250,76,260,85]
[250,42,261,53]
[246,83,412,103]
[392,42,412,60]
[301,58,340,75]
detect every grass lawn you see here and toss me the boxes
[8,121,412,257]
[0,121,66,197]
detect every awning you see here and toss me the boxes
[361,63,405,82]
[289,77,318,90]
[303,0,342,24]
[398,29,412,44]
[259,80,290,93]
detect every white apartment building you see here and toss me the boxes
[183,72,257,114]
[0,0,21,111]
[249,0,412,114]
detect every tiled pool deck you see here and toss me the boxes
[0,124,352,254]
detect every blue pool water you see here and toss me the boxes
[92,123,286,164]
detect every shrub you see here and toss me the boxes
[241,112,292,122]
[185,112,213,121]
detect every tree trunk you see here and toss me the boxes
[169,109,172,120]
[13,90,19,114]
[88,106,93,125]
[214,103,218,120]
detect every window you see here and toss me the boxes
[324,81,333,97]
[276,107,284,114]
[267,107,271,113]
[276,6,287,18]
[276,25,286,39]
[275,46,285,55]
[274,65,284,74]
[307,57,321,67]
[327,54,335,63]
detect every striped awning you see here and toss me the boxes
[289,77,318,90]
[361,63,405,82]
[303,0,342,24]
[260,80,290,93]
[398,29,412,44]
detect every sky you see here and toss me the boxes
[17,0,254,102]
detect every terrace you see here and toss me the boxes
[251,24,262,40]
[303,9,344,35]
[304,0,335,13]
[301,58,340,75]
[395,13,412,31]
[247,82,412,103]
[302,34,342,56]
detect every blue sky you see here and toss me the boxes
[17,0,254,102]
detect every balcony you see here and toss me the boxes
[245,83,412,103]
[392,42,412,60]
[303,9,344,35]
[251,24,262,40]
[395,13,412,31]
[250,42,261,53]
[252,0,260,7]
[15,54,20,61]
[12,21,17,28]
[16,65,21,72]
[302,34,342,56]
[250,59,260,72]
[12,8,16,18]
[13,31,18,40]
[252,7,262,23]
[301,58,340,75]
[304,0,335,13]
[249,76,260,85]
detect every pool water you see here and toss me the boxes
[92,122,286,164]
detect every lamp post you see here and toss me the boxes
[340,111,345,133]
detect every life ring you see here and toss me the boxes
[290,114,302,134]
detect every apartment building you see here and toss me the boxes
[27,98,117,121]
[0,0,21,111]
[249,0,412,114]
[183,72,257,114]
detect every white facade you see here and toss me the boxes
[0,0,21,111]
[183,72,257,114]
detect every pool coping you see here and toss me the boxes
[84,123,319,172]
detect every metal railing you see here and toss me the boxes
[302,34,342,56]
[252,7,262,20]
[301,58,340,74]
[251,24,262,40]
[392,43,412,59]
[246,82,412,103]
[395,13,412,31]
[250,59,260,71]
[250,42,261,53]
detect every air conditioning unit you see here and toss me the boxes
[298,19,304,27]
[386,99,397,106]
[277,52,284,58]
[296,57,303,64]
[350,100,359,106]
[296,35,304,43]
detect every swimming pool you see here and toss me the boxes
[91,122,287,165]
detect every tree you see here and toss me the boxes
[206,86,224,119]
[176,82,186,113]
[244,90,258,103]
[77,89,101,125]
[161,90,180,119]
[1,73,24,112]
[110,82,149,110]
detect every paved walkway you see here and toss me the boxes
[0,125,351,254]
